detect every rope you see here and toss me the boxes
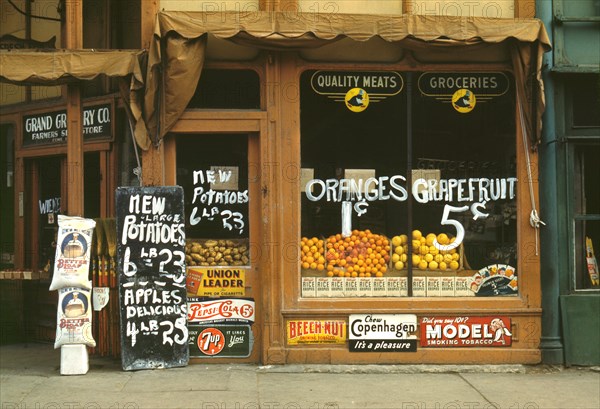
[518,99,546,255]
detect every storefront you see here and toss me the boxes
[142,11,551,364]
[0,49,146,345]
[537,0,600,366]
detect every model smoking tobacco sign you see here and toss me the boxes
[116,186,188,370]
[311,70,403,112]
[418,72,510,113]
[420,316,513,347]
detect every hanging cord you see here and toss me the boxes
[126,118,143,187]
[518,98,546,255]
[118,78,143,186]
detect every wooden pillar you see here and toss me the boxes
[261,52,286,364]
[65,0,84,215]
[14,156,25,268]
[515,0,536,18]
[140,0,163,187]
[66,84,83,216]
[141,0,158,50]
[141,144,165,187]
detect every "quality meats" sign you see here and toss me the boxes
[420,316,513,347]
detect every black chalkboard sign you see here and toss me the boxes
[116,186,189,371]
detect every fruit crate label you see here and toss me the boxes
[441,277,456,297]
[455,277,474,297]
[316,277,331,298]
[386,277,401,297]
[358,277,373,297]
[301,277,316,298]
[330,277,345,298]
[344,277,359,297]
[412,277,427,297]
[427,277,442,297]
[372,277,387,297]
[399,277,408,297]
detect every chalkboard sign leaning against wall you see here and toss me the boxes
[116,186,189,371]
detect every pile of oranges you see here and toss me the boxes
[324,229,390,278]
[300,237,326,271]
[390,230,460,271]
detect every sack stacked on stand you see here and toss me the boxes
[50,215,97,349]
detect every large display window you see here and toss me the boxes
[300,70,518,298]
[177,135,251,275]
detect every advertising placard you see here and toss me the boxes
[349,314,417,352]
[187,298,255,324]
[188,324,252,358]
[186,267,246,297]
[420,316,513,347]
[287,320,347,345]
[470,265,518,296]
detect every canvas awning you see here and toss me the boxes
[145,11,551,150]
[0,49,150,149]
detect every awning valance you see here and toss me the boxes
[145,11,551,150]
[155,10,551,45]
[0,49,146,84]
[0,49,150,150]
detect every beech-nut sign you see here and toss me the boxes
[311,71,404,112]
[418,72,510,113]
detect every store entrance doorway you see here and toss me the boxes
[24,156,64,272]
[172,132,262,363]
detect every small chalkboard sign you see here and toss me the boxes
[116,186,189,371]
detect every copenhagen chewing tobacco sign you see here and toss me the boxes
[349,314,418,352]
[311,70,403,113]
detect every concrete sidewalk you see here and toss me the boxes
[1,344,599,409]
